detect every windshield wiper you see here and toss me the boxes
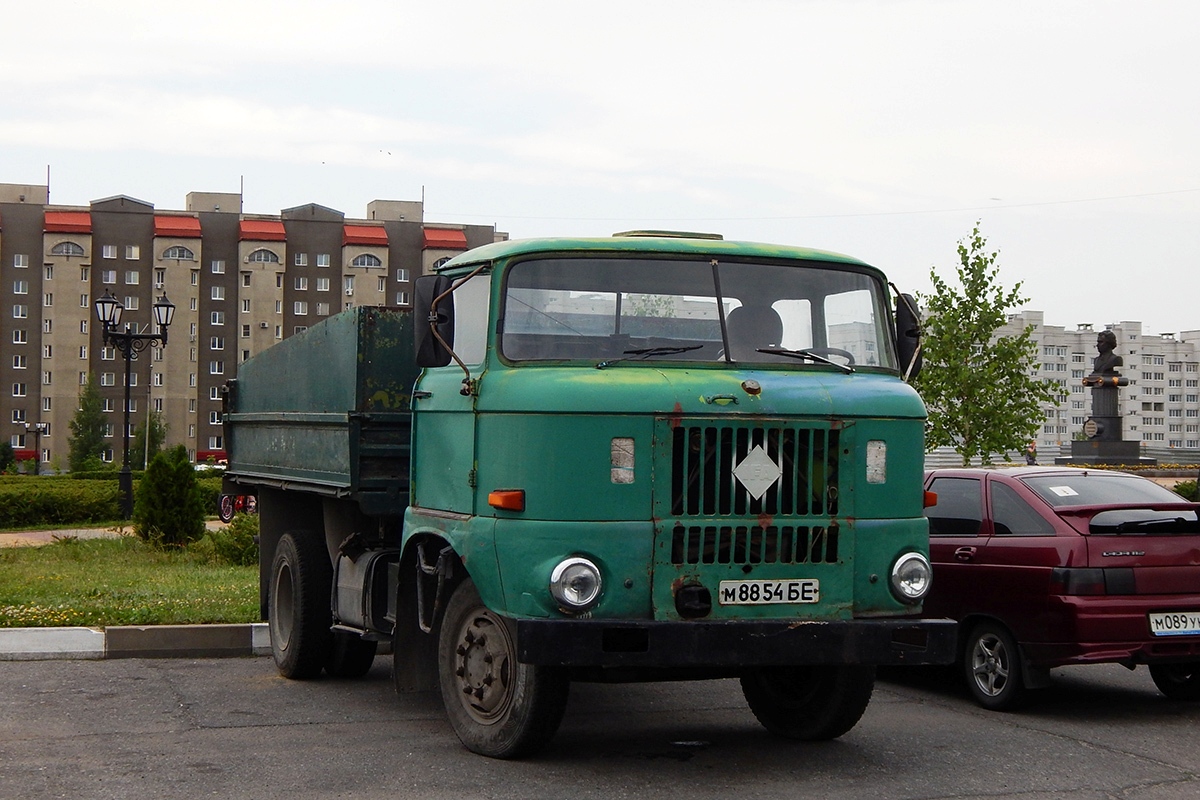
[755,348,854,373]
[597,345,703,369]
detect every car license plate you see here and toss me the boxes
[1149,611,1200,636]
[718,579,819,605]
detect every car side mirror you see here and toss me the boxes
[895,292,922,380]
[414,274,455,367]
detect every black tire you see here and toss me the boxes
[269,531,334,679]
[217,494,235,523]
[437,578,569,758]
[740,665,875,740]
[963,621,1025,710]
[325,630,378,679]
[1149,663,1200,701]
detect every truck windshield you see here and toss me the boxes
[500,256,896,369]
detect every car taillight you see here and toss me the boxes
[1049,567,1135,595]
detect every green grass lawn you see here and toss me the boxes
[0,535,258,628]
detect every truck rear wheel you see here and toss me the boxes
[740,665,875,740]
[269,531,334,679]
[437,578,569,758]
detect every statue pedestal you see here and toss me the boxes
[1057,439,1155,467]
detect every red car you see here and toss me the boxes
[922,466,1200,709]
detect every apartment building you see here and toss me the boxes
[998,311,1200,452]
[0,183,504,468]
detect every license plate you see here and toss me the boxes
[1149,611,1200,636]
[718,579,819,605]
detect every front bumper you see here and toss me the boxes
[516,617,957,667]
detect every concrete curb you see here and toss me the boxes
[0,623,271,661]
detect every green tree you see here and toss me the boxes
[68,373,109,473]
[133,444,206,548]
[914,224,1058,466]
[0,441,14,472]
[130,411,168,470]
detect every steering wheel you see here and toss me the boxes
[805,347,855,365]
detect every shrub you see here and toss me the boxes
[1173,480,1198,501]
[0,479,121,527]
[132,445,205,549]
[193,512,259,566]
[195,476,224,516]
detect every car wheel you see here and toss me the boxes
[269,531,334,679]
[740,665,875,740]
[1149,663,1200,701]
[437,578,569,759]
[217,494,235,523]
[963,621,1025,710]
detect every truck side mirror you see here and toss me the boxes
[895,293,922,380]
[414,274,456,367]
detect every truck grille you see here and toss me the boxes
[669,424,840,517]
[670,523,839,565]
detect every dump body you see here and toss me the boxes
[223,234,955,758]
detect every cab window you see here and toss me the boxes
[925,477,983,536]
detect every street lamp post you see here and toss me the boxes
[94,290,175,519]
[23,421,48,475]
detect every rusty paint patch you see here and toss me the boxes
[757,512,774,529]
[668,402,684,429]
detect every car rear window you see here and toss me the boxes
[1021,473,1186,507]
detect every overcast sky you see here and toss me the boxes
[2,1,1197,335]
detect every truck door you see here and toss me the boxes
[410,274,490,514]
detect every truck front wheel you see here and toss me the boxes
[269,531,334,679]
[740,665,875,740]
[437,578,569,758]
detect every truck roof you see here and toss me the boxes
[436,233,875,272]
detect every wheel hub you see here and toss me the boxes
[453,611,514,724]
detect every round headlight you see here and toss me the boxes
[549,557,602,612]
[890,552,931,603]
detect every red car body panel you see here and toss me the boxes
[922,467,1200,670]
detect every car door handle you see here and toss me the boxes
[954,546,977,562]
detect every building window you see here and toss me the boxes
[275,274,284,288]
[164,245,194,260]
[316,277,329,292]
[316,254,330,267]
[51,241,85,257]
[210,336,224,350]
[294,301,308,315]
[209,386,221,400]
[241,272,251,287]
[275,300,282,314]
[294,326,308,335]
[294,276,308,291]
[241,299,250,312]
[13,279,28,294]
[12,329,27,344]
[154,269,166,288]
[153,397,163,413]
[102,246,116,259]
[13,355,27,369]
[124,296,139,311]
[12,304,28,319]
[275,325,282,339]
[211,311,225,325]
[14,253,29,267]
[394,267,409,281]
[316,302,329,316]
[209,436,223,450]
[343,275,355,294]
[209,411,222,425]
[125,271,139,284]
[249,249,279,263]
[378,276,387,292]
[100,373,115,386]
[80,293,89,308]
[294,253,308,266]
[241,324,251,338]
[44,265,54,280]
[352,254,382,268]
[12,383,27,397]
[395,291,410,305]
[101,269,116,284]
[209,361,224,375]
[125,245,140,260]
[153,372,164,387]
[191,270,200,286]
[211,286,225,300]
[208,259,225,274]
[42,344,51,358]
[80,266,90,281]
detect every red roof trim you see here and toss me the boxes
[44,211,92,234]
[343,224,388,247]
[423,228,468,250]
[154,215,202,238]
[239,220,287,241]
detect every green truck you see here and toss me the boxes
[222,231,955,758]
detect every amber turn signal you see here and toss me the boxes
[923,490,938,508]
[488,489,526,511]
